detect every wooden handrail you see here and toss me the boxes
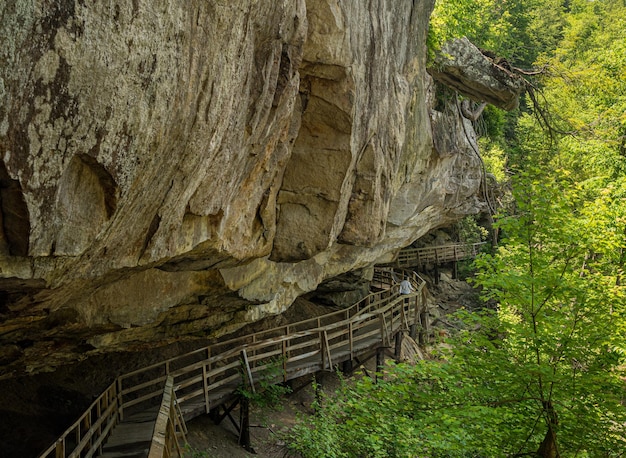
[394,242,486,267]
[39,266,426,458]
[38,381,120,458]
[147,376,187,458]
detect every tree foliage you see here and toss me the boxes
[472,170,626,455]
[286,170,626,457]
[286,1,626,456]
[428,0,563,67]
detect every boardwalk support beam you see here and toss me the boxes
[375,348,385,383]
[210,398,240,430]
[238,396,253,453]
[395,331,403,362]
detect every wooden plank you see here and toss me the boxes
[246,347,283,363]
[204,359,240,379]
[206,372,241,391]
[285,349,321,364]
[352,329,380,343]
[120,374,167,397]
[328,337,350,351]
[101,427,154,451]
[241,349,255,394]
[175,387,205,404]
[283,338,318,353]
[120,389,163,411]
[202,362,209,415]
[323,331,333,370]
[172,373,204,392]
[286,364,323,380]
[169,358,214,378]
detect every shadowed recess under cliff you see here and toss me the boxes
[0,0,521,379]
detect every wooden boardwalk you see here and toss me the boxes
[39,267,426,458]
[393,242,486,268]
[99,408,157,458]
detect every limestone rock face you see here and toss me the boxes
[0,0,506,378]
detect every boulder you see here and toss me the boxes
[429,37,524,111]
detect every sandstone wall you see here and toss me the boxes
[0,0,487,378]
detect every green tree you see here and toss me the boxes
[287,1,626,456]
[429,0,564,67]
[286,172,626,457]
[472,170,626,456]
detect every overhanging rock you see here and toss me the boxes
[429,37,524,111]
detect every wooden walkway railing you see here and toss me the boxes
[37,381,120,458]
[39,267,426,458]
[394,242,486,268]
[147,377,187,458]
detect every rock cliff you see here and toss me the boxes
[0,0,507,379]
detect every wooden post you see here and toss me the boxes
[423,309,431,342]
[241,349,255,394]
[282,339,288,382]
[375,348,385,383]
[411,295,420,339]
[96,395,103,455]
[75,417,81,449]
[202,362,209,414]
[349,321,354,361]
[319,331,325,370]
[251,334,256,361]
[169,407,183,458]
[400,304,407,331]
[284,325,290,362]
[204,347,211,414]
[55,439,64,458]
[238,396,253,453]
[418,309,430,345]
[394,331,403,362]
[323,330,333,371]
[116,378,124,421]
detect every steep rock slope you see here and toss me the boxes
[0,0,490,378]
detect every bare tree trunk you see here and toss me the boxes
[537,428,559,458]
[537,401,560,458]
